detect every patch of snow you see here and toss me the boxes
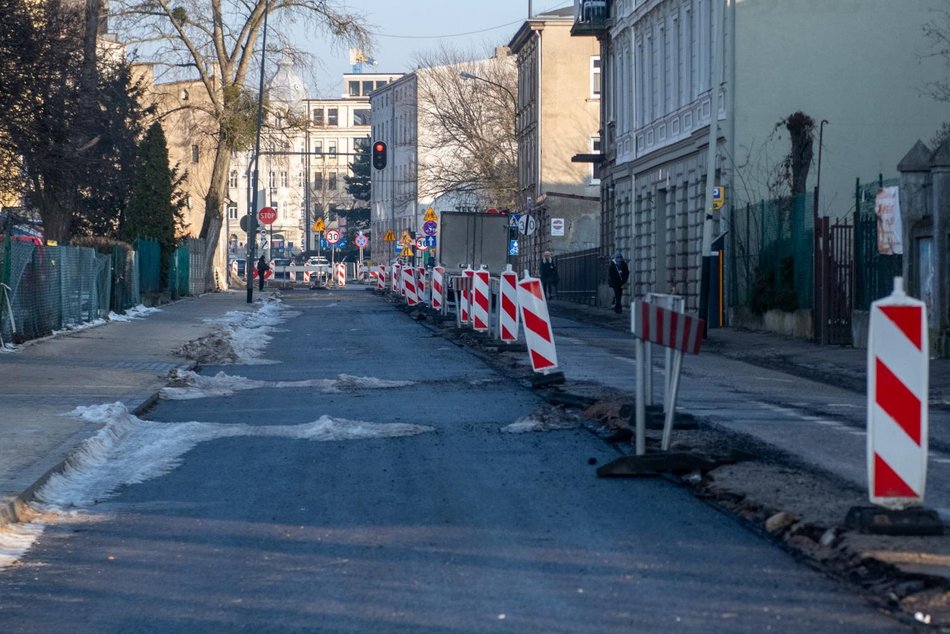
[107,305,161,322]
[0,402,432,569]
[501,407,582,434]
[160,370,412,400]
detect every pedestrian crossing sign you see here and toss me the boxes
[400,244,414,257]
[399,230,413,245]
[424,207,438,222]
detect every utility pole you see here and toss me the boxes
[699,0,724,330]
[246,1,270,304]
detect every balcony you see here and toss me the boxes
[571,0,610,37]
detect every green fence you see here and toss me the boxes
[136,238,161,294]
[731,192,814,314]
[854,176,902,311]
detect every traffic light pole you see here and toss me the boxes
[246,2,269,304]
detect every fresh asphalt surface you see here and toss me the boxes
[0,289,905,632]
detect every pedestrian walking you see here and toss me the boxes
[608,250,630,314]
[256,255,270,292]
[540,251,559,299]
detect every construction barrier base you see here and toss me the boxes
[844,506,944,536]
[529,371,565,389]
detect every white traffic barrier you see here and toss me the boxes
[460,266,474,325]
[645,293,686,411]
[867,277,928,509]
[431,266,446,312]
[404,266,419,306]
[335,263,346,287]
[472,267,491,332]
[632,299,705,455]
[517,272,558,373]
[392,262,401,294]
[498,265,519,343]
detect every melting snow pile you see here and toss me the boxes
[502,406,583,433]
[161,370,413,400]
[177,297,289,365]
[0,402,433,569]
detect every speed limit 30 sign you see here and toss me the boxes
[325,229,341,244]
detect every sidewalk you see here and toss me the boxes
[0,291,257,524]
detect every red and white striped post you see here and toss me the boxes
[472,266,491,333]
[431,266,446,312]
[498,265,520,343]
[517,271,558,373]
[376,264,386,292]
[403,266,419,306]
[460,266,474,325]
[867,277,928,509]
[632,299,705,455]
[335,263,346,287]
[391,262,401,294]
[417,267,428,305]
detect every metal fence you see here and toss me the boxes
[552,247,601,306]
[731,193,815,313]
[137,238,161,294]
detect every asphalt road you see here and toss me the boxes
[0,289,906,632]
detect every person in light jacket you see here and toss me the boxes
[608,250,630,314]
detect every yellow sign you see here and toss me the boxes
[712,186,726,211]
[400,244,414,257]
[312,217,326,232]
[382,229,396,241]
[423,207,438,222]
[399,230,413,246]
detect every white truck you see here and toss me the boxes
[437,211,511,274]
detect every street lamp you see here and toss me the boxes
[246,1,270,304]
[458,71,516,107]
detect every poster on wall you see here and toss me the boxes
[874,186,904,255]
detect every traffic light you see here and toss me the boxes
[372,141,387,170]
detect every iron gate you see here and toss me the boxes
[816,216,854,345]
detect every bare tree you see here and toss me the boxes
[111,0,369,288]
[413,47,517,211]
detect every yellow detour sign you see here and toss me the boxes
[313,217,326,232]
[712,186,726,211]
[383,228,396,242]
[400,243,414,257]
[399,230,413,246]
[423,207,438,222]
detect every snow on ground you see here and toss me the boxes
[501,406,582,433]
[0,402,433,569]
[160,370,413,399]
[178,297,291,365]
[1,304,161,353]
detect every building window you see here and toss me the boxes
[591,56,601,99]
[328,141,337,156]
[349,81,359,97]
[280,171,288,188]
[362,80,374,96]
[269,171,276,189]
[298,171,304,187]
[314,140,323,155]
[313,108,324,125]
[313,172,323,190]
[229,171,238,188]
[329,172,337,190]
[328,108,338,126]
[354,109,371,126]
[191,144,199,163]
[227,202,238,220]
[375,80,388,90]
[354,137,369,150]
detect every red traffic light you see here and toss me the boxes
[372,140,387,170]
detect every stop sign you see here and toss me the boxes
[258,206,277,225]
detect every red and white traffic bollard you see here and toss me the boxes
[460,266,474,325]
[498,265,519,343]
[391,262,401,295]
[472,266,491,332]
[867,277,928,509]
[517,271,558,373]
[404,266,419,306]
[377,264,386,292]
[431,266,445,312]
[335,263,346,287]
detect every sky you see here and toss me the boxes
[304,0,573,97]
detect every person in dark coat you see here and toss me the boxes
[539,251,559,299]
[256,255,269,291]
[608,250,630,313]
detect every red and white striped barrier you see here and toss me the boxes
[335,263,346,287]
[303,269,311,284]
[631,298,706,455]
[417,267,428,304]
[498,265,519,343]
[867,277,928,509]
[391,262,401,294]
[431,266,445,311]
[376,264,386,291]
[289,263,297,282]
[460,267,474,325]
[472,267,491,332]
[517,272,557,373]
[404,266,419,306]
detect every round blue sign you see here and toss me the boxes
[422,221,438,236]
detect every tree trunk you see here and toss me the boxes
[199,135,233,291]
